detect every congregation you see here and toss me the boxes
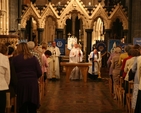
[0,40,61,113]
[107,44,141,113]
[0,39,141,113]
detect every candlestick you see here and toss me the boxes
[98,51,101,59]
[18,23,21,30]
[79,30,81,35]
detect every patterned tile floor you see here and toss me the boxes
[38,68,126,113]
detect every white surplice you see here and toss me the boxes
[69,47,83,80]
[48,46,61,79]
[88,51,101,75]
[69,47,83,63]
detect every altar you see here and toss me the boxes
[60,62,92,82]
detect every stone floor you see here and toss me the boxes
[38,68,126,113]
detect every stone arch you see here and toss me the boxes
[40,7,58,28]
[59,10,89,29]
[109,4,128,30]
[110,16,128,30]
[43,15,57,43]
[21,14,39,29]
[91,16,105,44]
[21,15,39,42]
[110,17,124,39]
[91,16,108,29]
[43,15,57,28]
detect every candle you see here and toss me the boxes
[98,51,101,59]
[18,23,21,30]
[58,2,61,5]
[88,2,91,6]
[79,30,81,36]
[98,51,102,68]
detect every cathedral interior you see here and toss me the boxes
[1,0,141,113]
[1,0,136,59]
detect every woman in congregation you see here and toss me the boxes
[12,41,42,113]
[41,43,48,82]
[7,46,17,112]
[129,46,141,113]
[123,48,140,106]
[0,44,10,113]
[111,47,122,99]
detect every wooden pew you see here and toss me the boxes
[5,93,17,113]
[126,81,134,113]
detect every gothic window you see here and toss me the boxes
[92,17,104,45]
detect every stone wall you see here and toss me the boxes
[131,1,141,42]
[35,0,101,6]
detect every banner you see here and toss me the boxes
[96,41,107,56]
[133,38,141,45]
[108,39,121,53]
[55,39,66,55]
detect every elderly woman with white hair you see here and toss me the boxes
[111,47,122,99]
[27,41,41,66]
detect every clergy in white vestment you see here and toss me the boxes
[69,44,83,80]
[48,41,61,79]
[88,49,101,79]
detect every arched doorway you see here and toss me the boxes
[43,16,56,44]
[25,17,38,44]
[65,15,83,44]
[92,17,104,49]
[111,18,123,39]
[66,19,72,38]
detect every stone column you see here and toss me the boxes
[85,29,93,62]
[21,28,26,39]
[37,28,44,45]
[63,26,66,39]
[104,29,111,43]
[18,0,22,25]
[72,14,77,36]
[103,29,111,67]
[9,0,18,33]
[0,11,4,34]
[56,28,63,39]
[128,0,132,43]
[6,0,9,34]
[79,19,83,42]
[0,0,9,35]
[130,0,141,43]
[123,29,128,43]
